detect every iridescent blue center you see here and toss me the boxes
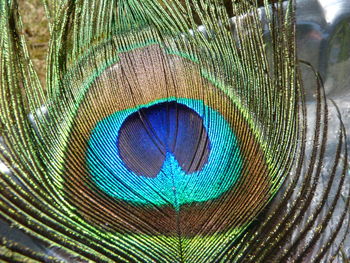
[117,102,210,177]
[86,98,242,208]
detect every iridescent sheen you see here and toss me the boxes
[87,98,242,207]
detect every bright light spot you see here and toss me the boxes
[0,161,10,174]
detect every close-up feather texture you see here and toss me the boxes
[0,0,349,262]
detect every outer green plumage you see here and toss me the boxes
[0,0,349,262]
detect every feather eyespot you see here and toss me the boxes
[87,99,241,207]
[63,44,270,236]
[2,1,349,261]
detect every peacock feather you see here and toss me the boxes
[0,0,349,262]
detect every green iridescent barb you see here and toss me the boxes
[0,0,349,262]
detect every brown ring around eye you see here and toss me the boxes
[62,44,269,236]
